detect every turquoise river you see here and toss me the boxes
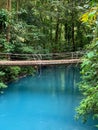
[0,65,97,130]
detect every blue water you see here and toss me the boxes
[0,65,97,130]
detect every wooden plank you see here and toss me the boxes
[0,59,81,66]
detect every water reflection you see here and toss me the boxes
[6,65,80,95]
[0,65,97,130]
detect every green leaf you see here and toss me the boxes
[87,51,94,58]
[0,82,7,89]
[88,10,96,18]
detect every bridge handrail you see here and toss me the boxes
[0,51,85,60]
[0,51,85,56]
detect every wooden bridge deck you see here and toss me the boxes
[0,59,81,66]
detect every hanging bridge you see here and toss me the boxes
[0,52,83,66]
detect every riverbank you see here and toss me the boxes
[0,66,37,90]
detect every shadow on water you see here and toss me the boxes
[0,65,97,130]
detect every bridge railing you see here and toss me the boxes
[0,51,85,61]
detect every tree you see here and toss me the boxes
[76,1,98,126]
[0,0,95,89]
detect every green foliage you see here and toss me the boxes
[0,1,95,93]
[0,9,10,30]
[0,38,12,53]
[76,85,98,122]
[0,82,7,89]
[0,71,5,81]
[15,0,90,52]
[76,49,98,126]
[9,66,21,80]
[0,9,12,53]
[1,66,21,81]
[20,66,36,76]
[76,3,98,126]
[0,1,91,54]
[0,71,7,89]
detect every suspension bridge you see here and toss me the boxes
[0,52,83,66]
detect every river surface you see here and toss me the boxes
[0,65,97,130]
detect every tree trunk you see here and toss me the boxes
[6,0,11,60]
[55,19,59,44]
[6,0,11,11]
[72,20,75,51]
[64,23,68,48]
[16,1,19,21]
[71,1,75,51]
[50,17,53,43]
[54,18,59,52]
[6,0,11,42]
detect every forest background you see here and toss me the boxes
[0,0,98,127]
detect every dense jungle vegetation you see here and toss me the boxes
[0,0,98,127]
[0,0,90,87]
